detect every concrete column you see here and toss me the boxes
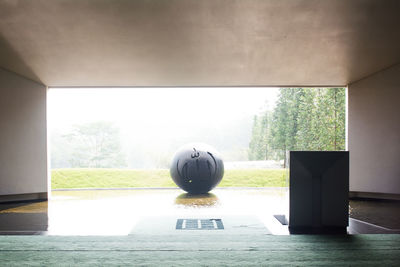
[0,68,48,201]
[348,64,400,196]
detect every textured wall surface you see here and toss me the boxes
[348,64,400,194]
[0,68,48,197]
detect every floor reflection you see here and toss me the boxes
[349,199,400,229]
[0,201,48,214]
[0,188,289,235]
[0,200,48,234]
[0,189,398,235]
[175,193,219,208]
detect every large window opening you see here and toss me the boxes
[48,87,346,189]
[46,87,346,235]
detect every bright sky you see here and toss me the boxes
[48,87,280,167]
[48,87,279,132]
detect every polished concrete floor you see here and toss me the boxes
[0,188,399,235]
[349,198,400,229]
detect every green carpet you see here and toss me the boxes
[0,234,399,266]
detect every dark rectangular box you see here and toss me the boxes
[289,151,349,234]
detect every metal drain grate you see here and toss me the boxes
[176,219,224,230]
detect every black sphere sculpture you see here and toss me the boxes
[170,143,224,194]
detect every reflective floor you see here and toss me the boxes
[0,188,289,235]
[349,199,400,229]
[0,188,399,235]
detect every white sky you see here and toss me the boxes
[48,87,279,132]
[48,87,280,167]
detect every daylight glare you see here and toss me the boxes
[48,87,279,169]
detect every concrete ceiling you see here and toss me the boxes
[1,0,400,87]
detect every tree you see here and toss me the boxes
[270,88,303,162]
[249,110,274,160]
[321,87,346,150]
[63,121,126,168]
[254,87,346,162]
[249,115,262,160]
[295,88,317,150]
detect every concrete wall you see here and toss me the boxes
[348,64,400,195]
[0,68,48,200]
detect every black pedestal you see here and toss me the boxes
[289,151,349,234]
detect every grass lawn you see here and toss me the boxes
[51,168,288,189]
